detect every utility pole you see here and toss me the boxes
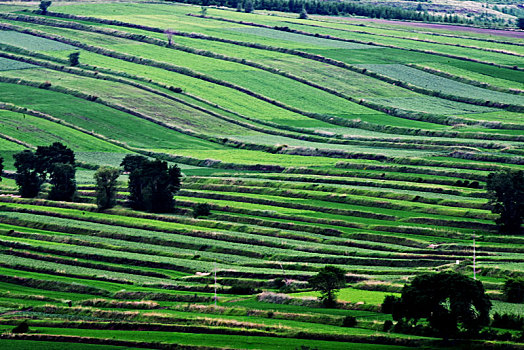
[473,235,476,280]
[214,261,217,307]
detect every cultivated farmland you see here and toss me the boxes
[0,1,523,349]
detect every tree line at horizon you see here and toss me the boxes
[173,0,476,25]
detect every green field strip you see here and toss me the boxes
[0,110,125,152]
[31,12,521,124]
[0,29,74,51]
[408,63,524,93]
[170,11,523,68]
[184,176,488,207]
[180,187,495,224]
[0,250,171,285]
[2,52,490,157]
[0,19,389,119]
[0,56,37,71]
[359,64,524,107]
[182,179,491,217]
[0,203,455,264]
[0,325,427,349]
[175,194,487,235]
[209,173,488,202]
[3,19,520,142]
[0,50,347,149]
[0,83,222,151]
[296,20,524,56]
[214,15,524,67]
[0,206,419,263]
[0,339,145,350]
[0,209,376,269]
[36,10,524,121]
[0,225,263,266]
[12,13,504,139]
[0,68,261,138]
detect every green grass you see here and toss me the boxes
[0,30,75,51]
[290,287,400,305]
[0,110,124,152]
[0,56,37,71]
[0,340,144,350]
[0,83,223,150]
[360,64,524,106]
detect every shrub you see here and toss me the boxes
[503,278,524,303]
[12,320,29,333]
[342,315,357,327]
[193,202,211,218]
[492,312,524,330]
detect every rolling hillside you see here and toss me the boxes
[0,1,523,349]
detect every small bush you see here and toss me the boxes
[503,278,524,303]
[342,315,357,327]
[383,320,393,332]
[193,203,211,218]
[12,320,29,333]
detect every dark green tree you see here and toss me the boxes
[486,170,524,234]
[244,0,254,13]
[68,52,80,67]
[35,142,75,180]
[94,166,120,211]
[518,18,524,30]
[390,272,491,339]
[121,155,181,213]
[48,163,76,201]
[121,155,148,210]
[0,157,3,183]
[193,202,211,218]
[308,265,346,307]
[38,0,52,14]
[36,142,76,201]
[236,1,242,12]
[14,143,76,200]
[299,4,308,19]
[503,278,524,303]
[13,150,43,198]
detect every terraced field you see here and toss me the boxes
[0,1,522,349]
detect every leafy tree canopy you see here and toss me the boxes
[13,142,76,199]
[389,272,491,339]
[308,265,346,307]
[486,170,524,234]
[39,0,52,14]
[121,155,181,213]
[94,166,121,211]
[503,278,524,303]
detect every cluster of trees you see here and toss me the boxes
[170,0,474,24]
[6,145,183,214]
[121,155,181,213]
[13,142,77,201]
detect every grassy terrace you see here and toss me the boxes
[0,1,522,349]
